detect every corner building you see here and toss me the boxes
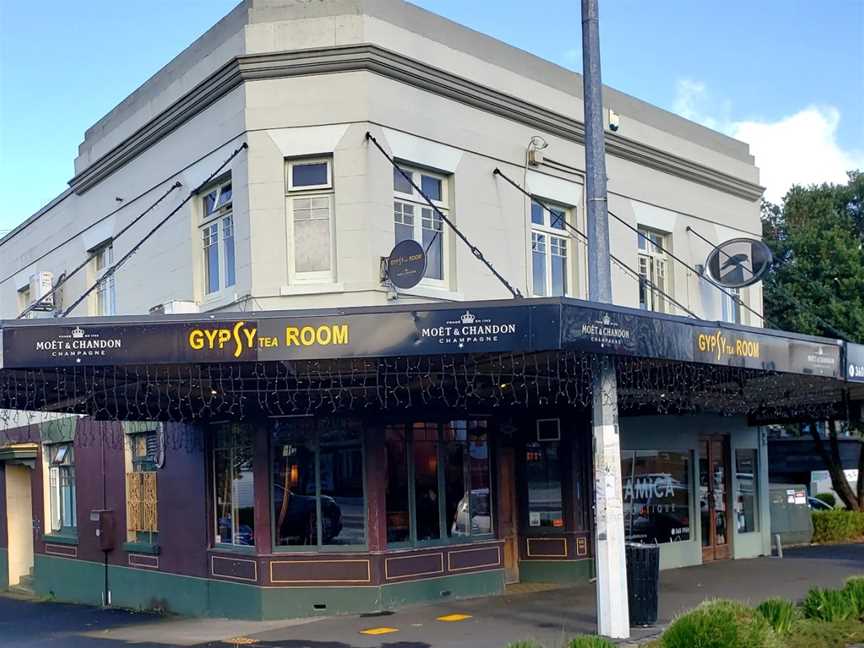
[1,0,859,620]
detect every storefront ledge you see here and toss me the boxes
[42,533,78,546]
[209,545,257,556]
[122,542,161,556]
[0,547,8,590]
[518,558,594,584]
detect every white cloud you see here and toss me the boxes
[672,79,864,203]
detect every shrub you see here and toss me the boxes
[756,598,797,635]
[814,492,837,508]
[843,577,864,618]
[566,637,615,648]
[660,599,779,648]
[801,587,856,622]
[811,510,864,543]
[506,642,543,648]
[783,618,864,648]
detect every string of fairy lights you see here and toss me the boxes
[0,352,844,447]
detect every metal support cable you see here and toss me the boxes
[61,143,248,317]
[17,182,182,319]
[493,168,698,319]
[366,131,522,298]
[688,225,856,341]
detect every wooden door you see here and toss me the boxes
[700,438,731,562]
[498,447,520,583]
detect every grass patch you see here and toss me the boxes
[756,598,797,635]
[801,587,857,622]
[782,618,864,648]
[566,637,615,648]
[505,642,543,648]
[811,510,864,543]
[660,599,779,648]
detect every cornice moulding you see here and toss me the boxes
[69,44,764,201]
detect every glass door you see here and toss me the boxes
[700,438,731,561]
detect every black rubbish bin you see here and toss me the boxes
[626,542,660,626]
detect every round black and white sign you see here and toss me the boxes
[387,239,427,290]
[705,238,773,288]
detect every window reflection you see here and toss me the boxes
[414,423,440,542]
[214,425,255,546]
[526,440,564,529]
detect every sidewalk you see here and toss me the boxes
[2,544,862,647]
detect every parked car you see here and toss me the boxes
[808,496,833,511]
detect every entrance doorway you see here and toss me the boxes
[5,464,34,588]
[497,447,519,583]
[700,438,731,561]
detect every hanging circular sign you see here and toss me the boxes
[705,237,773,288]
[387,239,427,289]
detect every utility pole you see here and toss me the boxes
[582,0,630,639]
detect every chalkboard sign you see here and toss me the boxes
[387,239,427,289]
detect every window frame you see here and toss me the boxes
[286,158,333,192]
[269,417,367,552]
[392,164,450,289]
[734,448,759,534]
[200,178,236,298]
[93,242,117,316]
[722,288,742,324]
[385,419,494,549]
[211,424,255,549]
[125,428,159,546]
[530,199,571,297]
[637,226,671,313]
[17,284,31,317]
[285,157,336,285]
[45,442,77,536]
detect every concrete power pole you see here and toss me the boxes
[581,0,630,639]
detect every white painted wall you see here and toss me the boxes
[5,464,34,587]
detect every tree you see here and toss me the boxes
[762,171,864,510]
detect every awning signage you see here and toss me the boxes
[0,299,844,380]
[848,343,864,383]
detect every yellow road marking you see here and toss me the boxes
[436,613,473,622]
[359,627,399,635]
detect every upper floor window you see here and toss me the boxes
[637,227,670,313]
[393,166,447,284]
[722,288,742,324]
[530,200,569,297]
[46,442,76,535]
[286,158,334,282]
[201,179,235,296]
[94,243,116,316]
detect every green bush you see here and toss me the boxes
[756,598,797,635]
[811,510,864,543]
[814,492,837,508]
[801,587,857,622]
[844,577,864,618]
[566,637,615,648]
[660,599,779,648]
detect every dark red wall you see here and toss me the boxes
[0,462,7,549]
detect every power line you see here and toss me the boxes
[60,143,248,317]
[367,131,522,299]
[17,182,182,319]
[493,168,698,319]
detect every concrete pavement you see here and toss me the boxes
[1,544,863,647]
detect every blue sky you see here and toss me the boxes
[1,0,862,232]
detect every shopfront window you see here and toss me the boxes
[47,443,76,534]
[213,425,255,546]
[385,420,492,546]
[735,449,758,533]
[622,450,691,543]
[272,418,365,548]
[525,439,564,530]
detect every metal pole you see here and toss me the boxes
[582,0,630,638]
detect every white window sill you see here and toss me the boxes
[200,290,239,311]
[391,283,464,302]
[279,283,344,296]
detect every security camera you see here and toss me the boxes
[608,109,620,132]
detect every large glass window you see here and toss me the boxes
[637,227,670,313]
[213,425,255,546]
[287,158,334,282]
[272,418,365,548]
[393,166,448,283]
[201,178,236,296]
[530,200,570,297]
[525,439,564,530]
[126,429,159,545]
[385,420,491,546]
[47,443,76,534]
[735,449,758,533]
[621,450,691,544]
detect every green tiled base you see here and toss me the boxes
[33,554,504,620]
[518,559,594,583]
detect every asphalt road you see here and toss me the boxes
[2,543,863,647]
